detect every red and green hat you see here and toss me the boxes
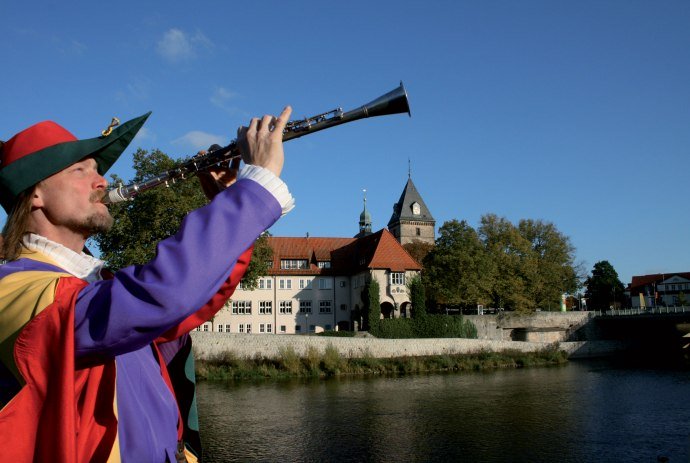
[0,112,150,213]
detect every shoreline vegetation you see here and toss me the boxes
[195,344,569,382]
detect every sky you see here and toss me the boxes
[1,0,689,286]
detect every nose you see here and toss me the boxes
[93,172,108,190]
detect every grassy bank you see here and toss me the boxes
[195,344,568,382]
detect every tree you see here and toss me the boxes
[584,261,625,310]
[423,219,491,310]
[361,279,380,330]
[93,148,272,288]
[517,218,579,310]
[478,214,534,312]
[421,215,580,314]
[403,240,434,264]
[407,274,427,318]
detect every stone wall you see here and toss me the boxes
[191,332,624,360]
[466,312,595,342]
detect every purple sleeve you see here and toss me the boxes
[73,179,281,359]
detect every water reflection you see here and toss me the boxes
[197,361,690,462]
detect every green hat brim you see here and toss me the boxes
[0,112,150,213]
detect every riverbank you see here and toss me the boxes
[195,344,568,381]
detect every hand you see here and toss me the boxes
[237,106,292,177]
[196,145,241,200]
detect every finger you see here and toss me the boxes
[259,114,273,133]
[247,118,259,135]
[272,106,292,135]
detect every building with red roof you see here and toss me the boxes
[198,177,429,334]
[627,272,690,308]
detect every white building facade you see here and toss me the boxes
[196,229,422,334]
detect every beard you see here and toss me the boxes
[65,191,114,236]
[65,210,114,236]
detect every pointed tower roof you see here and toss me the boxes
[357,188,372,237]
[387,177,434,228]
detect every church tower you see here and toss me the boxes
[387,171,435,246]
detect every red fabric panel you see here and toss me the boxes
[0,277,117,462]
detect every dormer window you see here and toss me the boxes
[411,202,421,215]
[280,259,309,270]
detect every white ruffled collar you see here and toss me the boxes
[22,233,105,283]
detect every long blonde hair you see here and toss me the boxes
[1,187,35,261]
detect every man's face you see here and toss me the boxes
[33,157,113,238]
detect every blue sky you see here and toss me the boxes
[2,1,689,286]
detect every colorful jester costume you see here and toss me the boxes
[0,114,293,461]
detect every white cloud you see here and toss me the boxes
[210,86,247,115]
[133,127,155,143]
[156,28,212,63]
[172,131,225,151]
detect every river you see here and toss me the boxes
[196,359,690,462]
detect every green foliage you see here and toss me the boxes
[423,220,491,309]
[195,345,567,381]
[92,148,271,288]
[362,279,381,330]
[423,216,581,313]
[94,149,207,269]
[584,260,626,310]
[408,274,427,318]
[316,330,355,337]
[369,314,477,339]
[403,240,434,263]
[240,232,273,290]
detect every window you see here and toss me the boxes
[318,278,333,290]
[280,325,287,333]
[295,325,301,332]
[239,324,245,333]
[232,301,252,314]
[280,259,309,270]
[340,304,348,311]
[267,324,272,333]
[299,279,313,289]
[325,324,332,331]
[259,278,273,290]
[319,300,332,313]
[218,324,224,333]
[225,324,231,333]
[279,279,292,290]
[318,261,331,269]
[203,324,209,332]
[390,272,405,286]
[236,281,243,290]
[259,301,273,314]
[416,227,421,236]
[300,300,312,313]
[246,324,252,334]
[260,324,266,333]
[280,300,293,314]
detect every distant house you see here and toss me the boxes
[197,174,434,334]
[627,272,690,308]
[198,229,422,334]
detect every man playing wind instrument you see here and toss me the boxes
[0,106,293,462]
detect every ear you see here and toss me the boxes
[31,183,46,208]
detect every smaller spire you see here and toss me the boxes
[357,188,372,237]
[408,158,411,179]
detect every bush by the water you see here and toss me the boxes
[195,344,568,381]
[369,314,477,339]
